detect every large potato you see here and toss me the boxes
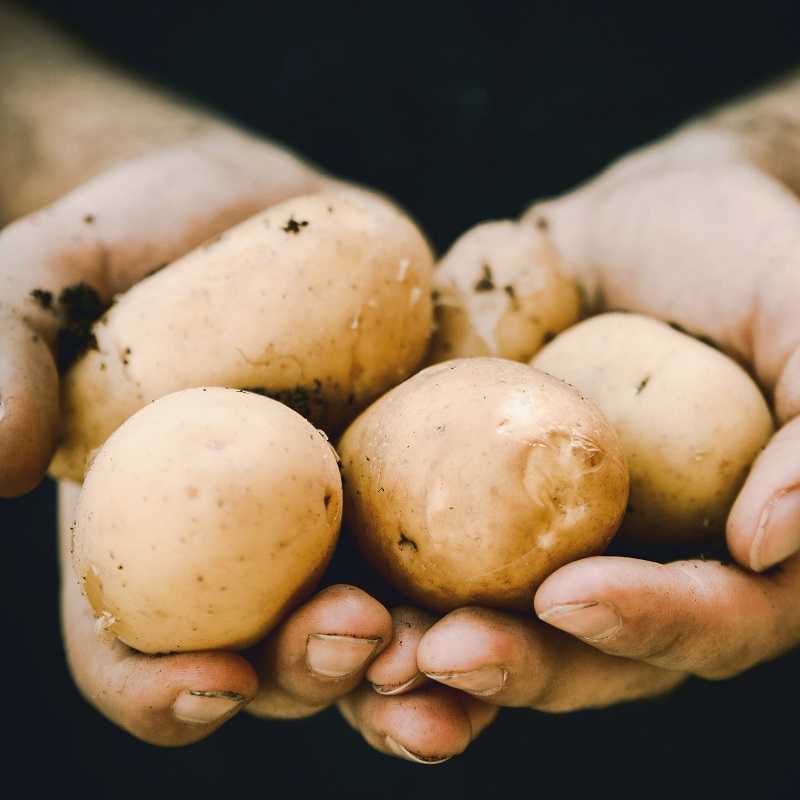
[50,187,434,482]
[70,386,343,654]
[337,357,629,613]
[531,312,776,545]
[423,219,582,365]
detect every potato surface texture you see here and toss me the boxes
[424,220,581,365]
[531,312,776,545]
[337,357,629,613]
[50,187,434,482]
[71,387,343,654]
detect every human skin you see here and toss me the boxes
[381,68,800,727]
[0,1,495,756]
[3,0,800,762]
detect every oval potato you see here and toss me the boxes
[71,386,343,654]
[531,312,775,545]
[337,357,629,613]
[51,187,434,482]
[423,219,582,365]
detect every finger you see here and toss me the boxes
[58,481,258,746]
[417,606,685,713]
[244,584,394,720]
[366,605,438,695]
[727,416,800,571]
[535,554,800,680]
[337,682,497,764]
[0,318,59,496]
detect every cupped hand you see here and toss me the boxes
[364,108,800,750]
[3,129,422,752]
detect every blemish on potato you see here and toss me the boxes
[282,216,309,234]
[30,288,54,310]
[474,263,494,292]
[503,284,521,310]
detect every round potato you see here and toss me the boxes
[531,312,776,545]
[50,187,434,482]
[423,219,582,365]
[70,386,343,654]
[337,357,629,613]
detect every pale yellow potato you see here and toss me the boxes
[531,312,776,546]
[70,386,343,654]
[50,187,434,482]
[423,219,582,366]
[337,357,629,613]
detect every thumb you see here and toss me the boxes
[727,415,800,572]
[0,315,59,496]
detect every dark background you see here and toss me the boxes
[4,1,800,797]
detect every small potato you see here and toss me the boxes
[531,312,776,546]
[423,219,582,365]
[71,386,343,654]
[50,187,434,482]
[337,357,629,614]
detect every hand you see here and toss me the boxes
[346,70,800,756]
[0,4,495,755]
[4,124,491,754]
[2,126,471,753]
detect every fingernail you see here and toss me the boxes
[385,736,451,764]
[424,665,507,696]
[306,633,381,678]
[538,601,621,640]
[372,673,423,695]
[750,488,800,572]
[173,690,246,724]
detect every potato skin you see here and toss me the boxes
[70,387,343,654]
[531,312,776,545]
[423,220,582,366]
[337,357,629,613]
[51,187,434,482]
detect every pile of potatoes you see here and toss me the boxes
[55,195,775,653]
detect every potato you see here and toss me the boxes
[50,187,434,483]
[423,219,582,365]
[531,312,776,546]
[70,386,343,654]
[337,357,629,613]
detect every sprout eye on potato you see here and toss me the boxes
[49,187,435,483]
[530,312,776,547]
[336,356,629,614]
[70,387,343,654]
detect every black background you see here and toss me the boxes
[4,1,800,797]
